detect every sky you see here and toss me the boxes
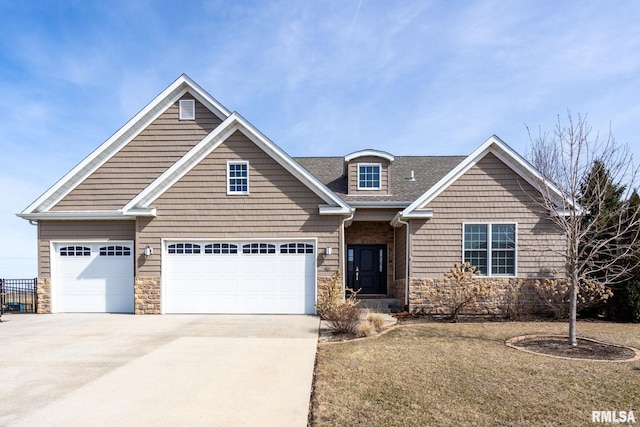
[1,0,639,278]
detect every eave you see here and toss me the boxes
[16,210,156,221]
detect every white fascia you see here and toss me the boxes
[16,211,137,221]
[391,210,433,227]
[344,149,394,162]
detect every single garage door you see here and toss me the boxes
[54,242,134,313]
[164,240,316,314]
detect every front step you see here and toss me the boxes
[356,298,403,313]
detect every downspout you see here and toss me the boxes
[340,209,356,293]
[395,216,411,308]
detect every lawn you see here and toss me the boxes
[310,321,640,426]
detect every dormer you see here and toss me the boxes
[344,149,394,195]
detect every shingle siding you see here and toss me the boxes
[136,130,341,277]
[410,153,565,278]
[52,94,222,211]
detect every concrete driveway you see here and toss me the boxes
[0,314,320,427]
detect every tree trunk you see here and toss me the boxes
[568,278,578,346]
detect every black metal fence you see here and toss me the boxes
[0,278,37,314]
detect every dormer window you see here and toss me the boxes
[358,163,381,190]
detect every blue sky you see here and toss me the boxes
[1,0,639,278]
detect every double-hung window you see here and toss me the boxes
[358,163,381,190]
[463,223,516,276]
[227,161,249,195]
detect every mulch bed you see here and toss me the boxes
[509,336,638,361]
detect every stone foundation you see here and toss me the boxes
[36,277,51,314]
[134,277,161,314]
[408,277,548,317]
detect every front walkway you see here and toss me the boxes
[0,314,320,426]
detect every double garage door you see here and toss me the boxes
[164,240,316,314]
[53,240,316,314]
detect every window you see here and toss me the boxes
[179,99,195,120]
[463,224,516,276]
[60,246,91,256]
[227,161,249,195]
[280,243,314,254]
[99,245,131,256]
[168,243,201,254]
[358,163,381,190]
[242,243,276,254]
[204,243,238,254]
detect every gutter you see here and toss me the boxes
[394,215,411,309]
[340,209,356,294]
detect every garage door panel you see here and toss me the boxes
[55,242,134,313]
[165,241,316,314]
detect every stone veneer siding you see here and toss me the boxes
[134,277,161,314]
[36,277,51,314]
[408,277,548,317]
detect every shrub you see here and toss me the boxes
[315,271,344,319]
[357,320,376,337]
[367,312,385,331]
[500,280,527,320]
[324,303,361,335]
[534,278,614,319]
[425,262,490,321]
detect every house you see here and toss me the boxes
[18,75,565,315]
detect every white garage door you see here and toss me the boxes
[54,242,134,313]
[164,241,316,314]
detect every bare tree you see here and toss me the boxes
[528,112,640,346]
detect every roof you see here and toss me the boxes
[294,155,466,204]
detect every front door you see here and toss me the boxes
[347,244,387,294]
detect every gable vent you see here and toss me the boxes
[179,99,195,120]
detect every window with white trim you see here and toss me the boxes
[60,246,91,256]
[168,243,202,254]
[179,99,195,120]
[99,245,131,256]
[358,163,381,190]
[242,243,276,254]
[463,224,516,276]
[205,243,238,254]
[227,161,249,195]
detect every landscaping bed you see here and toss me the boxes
[310,321,640,426]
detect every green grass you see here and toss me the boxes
[310,321,640,426]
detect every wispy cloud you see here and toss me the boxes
[1,0,640,276]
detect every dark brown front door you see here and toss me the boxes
[347,244,387,294]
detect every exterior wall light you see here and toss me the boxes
[144,245,153,257]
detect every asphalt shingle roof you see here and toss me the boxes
[294,155,466,204]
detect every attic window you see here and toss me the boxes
[358,163,381,190]
[179,99,195,120]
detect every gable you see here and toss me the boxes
[19,74,231,219]
[122,112,351,216]
[155,130,328,217]
[396,135,565,222]
[425,153,546,214]
[51,94,223,211]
